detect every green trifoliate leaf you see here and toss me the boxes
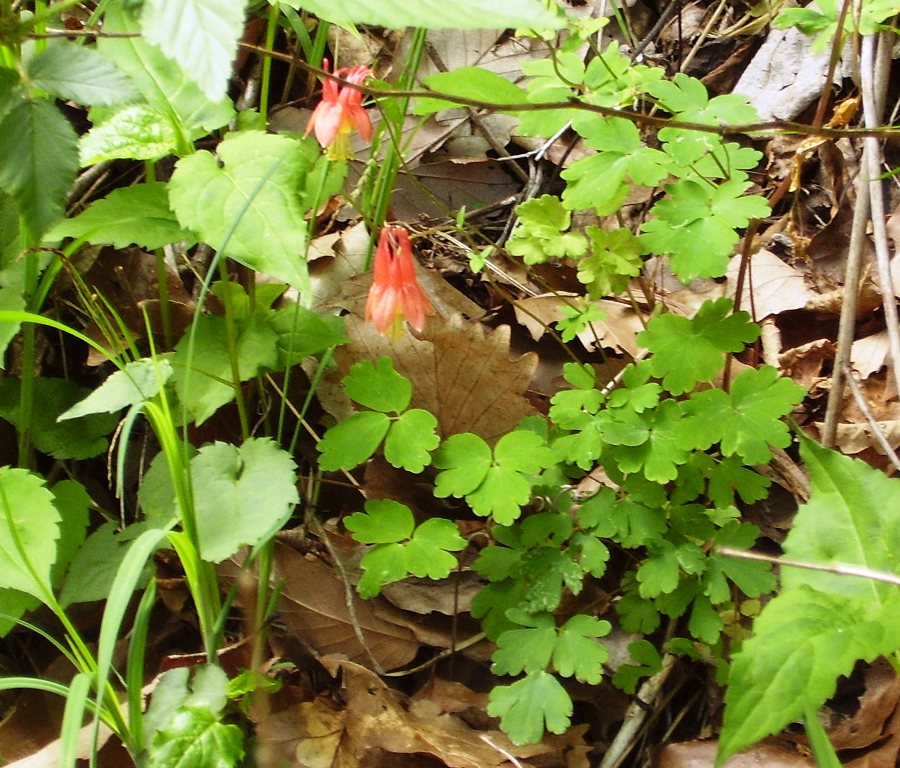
[605,400,689,483]
[317,411,390,471]
[648,73,758,124]
[487,671,573,745]
[169,132,311,295]
[46,182,194,250]
[0,468,59,600]
[555,302,606,343]
[384,409,439,472]
[356,544,409,597]
[518,53,586,137]
[492,611,557,675]
[562,118,670,214]
[80,104,179,163]
[640,178,770,282]
[554,614,610,683]
[191,439,298,562]
[414,67,527,114]
[578,227,644,298]
[707,455,771,507]
[141,0,246,103]
[433,433,493,497]
[507,195,587,265]
[677,366,805,463]
[0,97,77,244]
[638,298,760,395]
[345,499,415,544]
[26,42,138,106]
[344,357,412,412]
[60,358,172,420]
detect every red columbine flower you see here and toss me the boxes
[365,226,430,338]
[305,60,373,160]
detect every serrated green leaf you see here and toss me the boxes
[46,182,195,250]
[384,409,439,472]
[0,97,77,244]
[149,706,244,768]
[141,0,246,103]
[487,671,573,745]
[100,4,234,137]
[286,0,562,29]
[26,41,138,106]
[414,67,527,114]
[79,104,179,163]
[317,411,390,471]
[492,612,556,675]
[60,357,172,420]
[169,131,311,294]
[433,432,492,497]
[191,438,298,562]
[345,499,415,544]
[0,468,59,600]
[638,298,759,395]
[344,357,411,412]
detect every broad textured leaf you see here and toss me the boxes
[169,131,310,294]
[60,357,172,420]
[0,377,116,459]
[487,671,572,745]
[384,408,439,472]
[173,314,278,424]
[100,4,234,135]
[638,298,759,395]
[318,411,390,471]
[79,104,179,163]
[191,439,298,563]
[0,97,77,244]
[142,0,246,102]
[291,0,561,28]
[344,357,411,412]
[719,587,900,763]
[149,706,244,768]
[0,468,59,599]
[26,42,138,105]
[46,182,194,249]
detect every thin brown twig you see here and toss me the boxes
[841,364,900,471]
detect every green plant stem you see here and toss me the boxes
[144,162,173,349]
[364,27,428,265]
[259,1,280,123]
[215,262,251,442]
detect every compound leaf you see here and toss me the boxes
[491,611,557,675]
[345,499,415,544]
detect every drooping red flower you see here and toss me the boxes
[365,226,430,338]
[305,60,373,160]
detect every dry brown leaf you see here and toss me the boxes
[271,542,420,671]
[817,420,900,456]
[657,739,815,767]
[323,314,537,442]
[727,250,817,319]
[779,339,835,390]
[852,331,891,380]
[317,658,588,768]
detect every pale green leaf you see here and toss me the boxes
[169,131,311,294]
[487,671,573,745]
[191,438,298,563]
[26,41,138,106]
[343,357,411,412]
[433,433,493,497]
[317,411,390,471]
[0,468,59,600]
[79,104,178,163]
[142,0,246,103]
[149,707,244,768]
[492,612,557,675]
[60,358,172,420]
[46,183,195,250]
[345,499,415,544]
[553,614,610,683]
[384,409,439,472]
[0,97,77,244]
[291,0,562,29]
[414,67,527,114]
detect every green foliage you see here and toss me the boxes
[61,358,173,420]
[144,665,244,768]
[507,195,587,265]
[775,0,900,51]
[25,42,138,107]
[318,358,439,472]
[719,437,900,763]
[487,671,573,745]
[414,67,528,113]
[345,499,467,597]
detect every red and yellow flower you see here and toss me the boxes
[365,226,430,338]
[305,60,373,160]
